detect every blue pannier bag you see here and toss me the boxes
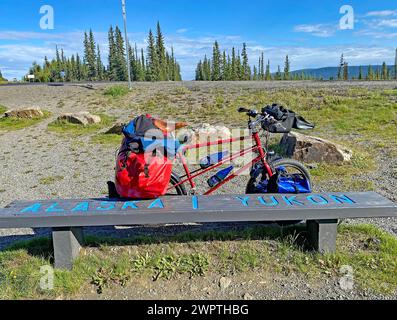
[254,167,311,194]
[266,167,311,194]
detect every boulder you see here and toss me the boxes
[57,112,101,126]
[279,132,352,164]
[105,122,125,134]
[4,108,44,119]
[192,123,232,143]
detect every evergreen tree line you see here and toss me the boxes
[195,41,306,81]
[27,22,182,82]
[336,54,397,81]
[196,42,397,81]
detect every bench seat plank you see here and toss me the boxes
[0,192,396,229]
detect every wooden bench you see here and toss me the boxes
[0,192,396,270]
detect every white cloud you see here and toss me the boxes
[377,19,397,28]
[176,28,188,34]
[366,10,397,17]
[355,30,397,39]
[293,24,336,38]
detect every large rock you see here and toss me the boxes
[192,123,232,143]
[57,112,101,126]
[280,132,352,164]
[4,108,44,119]
[105,122,125,134]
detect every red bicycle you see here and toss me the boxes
[167,107,312,196]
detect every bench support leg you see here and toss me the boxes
[52,227,84,270]
[306,219,338,253]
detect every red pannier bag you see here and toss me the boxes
[115,146,173,199]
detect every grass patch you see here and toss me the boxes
[48,114,116,136]
[39,175,64,185]
[0,107,51,132]
[310,150,377,191]
[1,224,396,299]
[104,85,130,98]
[90,133,122,146]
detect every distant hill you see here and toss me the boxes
[289,65,396,80]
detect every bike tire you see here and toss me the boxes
[167,171,188,196]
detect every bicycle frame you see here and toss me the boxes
[168,132,274,195]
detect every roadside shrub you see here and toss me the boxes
[104,85,129,98]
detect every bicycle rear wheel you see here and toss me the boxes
[166,171,188,196]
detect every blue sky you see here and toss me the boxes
[0,0,396,80]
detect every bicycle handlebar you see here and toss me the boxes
[237,107,258,117]
[237,107,277,130]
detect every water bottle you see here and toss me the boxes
[207,166,234,187]
[200,151,229,169]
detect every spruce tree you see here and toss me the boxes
[107,26,117,81]
[114,26,128,81]
[76,53,83,81]
[84,30,97,80]
[276,65,281,80]
[343,62,349,80]
[128,43,137,81]
[241,43,250,80]
[260,52,265,80]
[283,55,290,80]
[253,66,258,80]
[96,44,104,80]
[367,65,373,80]
[221,51,227,80]
[338,54,344,80]
[156,22,167,80]
[147,29,160,81]
[202,55,211,81]
[231,47,237,80]
[211,41,221,81]
[140,48,146,81]
[265,60,271,80]
[236,51,243,80]
[195,60,203,80]
[382,62,388,80]
[226,54,232,80]
[358,66,363,80]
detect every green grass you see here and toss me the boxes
[48,114,116,136]
[39,175,64,185]
[1,224,396,299]
[103,85,130,98]
[0,106,51,132]
[90,133,122,146]
[310,150,377,191]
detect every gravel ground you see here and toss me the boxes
[0,81,396,299]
